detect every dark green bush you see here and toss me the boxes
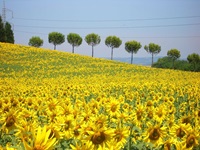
[153,56,200,72]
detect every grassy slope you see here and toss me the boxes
[1,42,199,81]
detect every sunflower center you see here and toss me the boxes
[33,145,45,150]
[147,111,153,119]
[114,131,123,142]
[164,143,171,150]
[176,128,185,138]
[91,131,106,145]
[136,110,143,120]
[149,128,160,140]
[111,104,117,112]
[6,115,15,127]
[198,110,200,117]
[182,117,190,124]
[186,134,195,148]
[96,120,103,128]
[65,120,71,130]
[157,110,163,118]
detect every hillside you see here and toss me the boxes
[0,43,200,150]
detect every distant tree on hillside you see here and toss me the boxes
[187,53,200,71]
[125,40,142,64]
[67,33,82,53]
[4,22,14,43]
[0,16,6,42]
[48,32,65,50]
[144,43,161,66]
[167,48,181,69]
[29,36,43,47]
[105,36,122,60]
[85,33,101,57]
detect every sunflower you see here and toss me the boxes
[15,120,37,143]
[70,141,93,150]
[162,138,176,150]
[105,97,120,117]
[143,122,167,147]
[131,104,146,127]
[23,126,57,150]
[0,109,22,133]
[112,126,129,148]
[57,114,75,139]
[154,104,167,123]
[85,125,114,149]
[182,128,199,149]
[170,123,192,139]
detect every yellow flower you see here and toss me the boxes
[182,128,199,149]
[85,125,114,149]
[162,138,176,150]
[105,97,120,117]
[0,109,21,133]
[170,123,192,139]
[143,122,167,147]
[131,104,146,127]
[112,126,129,148]
[23,126,57,150]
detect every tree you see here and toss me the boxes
[105,36,122,60]
[187,53,200,71]
[125,40,142,64]
[0,16,6,42]
[4,22,14,43]
[29,36,43,47]
[167,49,181,69]
[144,43,161,66]
[48,32,65,50]
[67,33,82,53]
[85,33,101,57]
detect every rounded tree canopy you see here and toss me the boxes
[125,40,142,54]
[105,36,122,49]
[29,36,43,47]
[187,53,200,64]
[144,43,161,54]
[167,48,181,60]
[67,33,82,47]
[85,33,101,46]
[48,32,65,45]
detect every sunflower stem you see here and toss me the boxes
[128,125,133,150]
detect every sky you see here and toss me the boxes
[1,0,200,59]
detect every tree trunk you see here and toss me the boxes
[54,44,56,50]
[72,45,74,53]
[131,51,133,64]
[92,45,94,57]
[111,47,114,60]
[151,53,154,66]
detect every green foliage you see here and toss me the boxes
[105,35,122,60]
[167,49,181,69]
[0,16,14,43]
[0,16,6,42]
[28,36,43,47]
[187,53,200,71]
[125,40,142,64]
[67,33,82,53]
[85,33,101,57]
[4,22,14,43]
[144,43,161,66]
[48,32,65,50]
[153,56,200,72]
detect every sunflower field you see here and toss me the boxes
[0,42,200,150]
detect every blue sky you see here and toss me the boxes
[1,0,200,59]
